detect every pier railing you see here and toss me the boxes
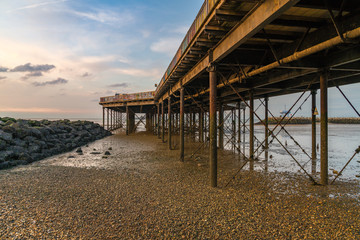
[156,0,220,95]
[100,91,155,103]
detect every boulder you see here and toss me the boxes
[0,130,13,142]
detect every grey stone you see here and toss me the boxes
[29,144,41,153]
[0,130,13,142]
[0,151,15,162]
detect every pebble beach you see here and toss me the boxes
[1,131,359,239]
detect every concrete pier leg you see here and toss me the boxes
[320,72,328,185]
[162,102,165,143]
[312,90,317,176]
[249,91,254,171]
[180,88,185,162]
[209,66,217,188]
[265,97,269,171]
[219,103,224,149]
[168,97,172,150]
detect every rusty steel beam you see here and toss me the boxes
[162,102,165,143]
[209,65,218,188]
[219,102,224,150]
[126,106,129,135]
[168,97,172,150]
[320,71,329,185]
[180,88,185,161]
[312,89,317,176]
[249,91,254,171]
[264,97,269,167]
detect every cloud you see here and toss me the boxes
[82,72,91,77]
[22,72,43,80]
[107,83,129,88]
[113,68,161,79]
[8,0,69,12]
[0,67,8,72]
[150,37,183,56]
[32,77,68,87]
[11,63,55,72]
[68,9,134,26]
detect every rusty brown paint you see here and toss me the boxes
[168,97,172,150]
[209,66,217,188]
[320,72,328,185]
[180,88,185,162]
[312,90,317,176]
[219,102,224,150]
[249,91,254,171]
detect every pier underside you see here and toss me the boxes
[100,0,360,186]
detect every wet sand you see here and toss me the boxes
[0,131,359,239]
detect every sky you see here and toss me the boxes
[0,0,359,119]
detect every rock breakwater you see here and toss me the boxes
[0,117,111,169]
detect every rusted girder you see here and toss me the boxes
[209,64,218,188]
[320,71,329,185]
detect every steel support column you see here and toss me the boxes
[249,91,255,171]
[107,108,109,131]
[320,72,328,185]
[209,65,217,188]
[237,102,241,153]
[168,97,172,150]
[312,89,317,176]
[162,102,165,143]
[103,107,105,129]
[126,106,129,135]
[219,103,224,149]
[200,110,204,143]
[265,97,269,170]
[157,104,161,138]
[180,88,185,161]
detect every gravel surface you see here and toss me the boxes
[0,131,359,239]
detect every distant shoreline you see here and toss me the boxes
[256,117,360,125]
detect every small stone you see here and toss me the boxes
[356,175,360,178]
[108,147,112,150]
[76,147,83,153]
[102,156,108,159]
[104,151,111,156]
[90,152,101,155]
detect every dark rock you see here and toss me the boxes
[28,127,42,138]
[68,156,76,159]
[108,147,113,150]
[76,148,83,153]
[28,144,41,153]
[104,151,111,156]
[10,160,28,166]
[0,140,7,150]
[19,153,34,163]
[0,151,15,162]
[0,130,13,142]
[0,161,10,169]
[13,139,26,147]
[90,152,101,155]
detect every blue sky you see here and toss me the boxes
[0,0,358,119]
[0,0,203,118]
